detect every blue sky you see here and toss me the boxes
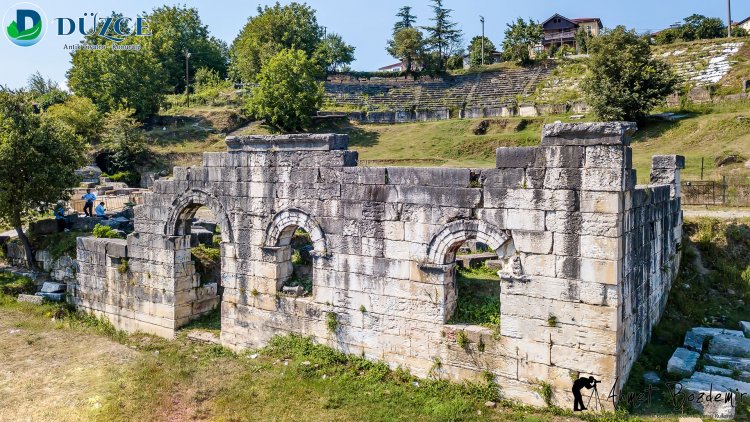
[1,0,749,89]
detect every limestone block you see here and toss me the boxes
[579,235,622,260]
[651,155,686,169]
[40,282,66,293]
[741,321,750,337]
[511,231,553,254]
[495,147,537,168]
[684,327,744,352]
[579,258,620,285]
[524,168,546,189]
[386,167,471,187]
[519,254,556,277]
[667,347,700,377]
[479,168,524,188]
[672,379,736,420]
[543,168,581,190]
[506,209,545,231]
[580,191,623,214]
[541,122,637,146]
[537,146,584,168]
[708,334,750,358]
[582,168,625,192]
[395,186,481,208]
[550,344,617,378]
[585,146,631,169]
[553,232,580,256]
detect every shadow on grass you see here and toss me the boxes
[181,307,221,332]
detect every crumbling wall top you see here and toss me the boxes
[542,122,637,146]
[225,133,349,152]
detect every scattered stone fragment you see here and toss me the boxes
[282,285,305,297]
[17,294,43,304]
[34,292,64,302]
[484,401,497,408]
[740,321,750,337]
[705,354,750,372]
[667,348,700,377]
[40,282,66,294]
[684,327,744,352]
[643,371,661,385]
[187,331,221,345]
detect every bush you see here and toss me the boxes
[107,171,141,188]
[93,224,122,239]
[0,273,36,296]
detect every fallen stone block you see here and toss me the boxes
[684,327,744,352]
[667,347,700,377]
[691,372,750,396]
[40,282,66,293]
[705,354,750,372]
[643,371,661,385]
[187,330,221,345]
[282,285,306,297]
[35,292,65,302]
[741,321,750,337]
[17,294,43,304]
[673,379,736,420]
[709,334,750,358]
[704,366,750,382]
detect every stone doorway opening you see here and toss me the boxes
[277,227,315,298]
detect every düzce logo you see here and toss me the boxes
[4,2,46,46]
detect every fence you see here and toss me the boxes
[68,194,144,214]
[681,178,750,207]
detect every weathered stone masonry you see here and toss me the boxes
[71,122,684,407]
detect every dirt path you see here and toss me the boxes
[682,208,750,219]
[0,308,136,422]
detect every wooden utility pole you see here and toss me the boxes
[728,0,733,37]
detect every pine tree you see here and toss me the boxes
[393,6,417,33]
[423,0,462,71]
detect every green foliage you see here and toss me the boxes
[386,27,425,73]
[230,2,325,82]
[31,231,86,260]
[246,49,324,131]
[575,29,592,54]
[92,224,122,239]
[547,314,558,327]
[0,273,36,296]
[326,312,339,333]
[455,330,469,348]
[735,27,749,38]
[67,16,168,120]
[140,5,228,93]
[45,96,102,143]
[101,109,149,174]
[393,6,417,34]
[502,18,543,64]
[117,259,129,275]
[359,304,367,313]
[314,33,355,73]
[468,36,496,67]
[106,171,140,188]
[533,380,554,407]
[655,14,727,45]
[423,0,463,72]
[445,53,464,70]
[0,90,87,267]
[582,26,679,122]
[191,244,221,285]
[448,264,501,329]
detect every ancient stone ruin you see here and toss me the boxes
[71,122,684,407]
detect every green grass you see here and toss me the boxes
[622,218,750,417]
[0,273,36,296]
[191,243,221,285]
[449,264,501,330]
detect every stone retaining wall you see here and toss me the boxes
[5,242,77,282]
[71,123,684,408]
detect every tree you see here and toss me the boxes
[734,27,749,38]
[393,6,417,33]
[101,109,149,175]
[315,33,356,73]
[45,96,103,143]
[468,36,495,66]
[682,14,725,41]
[423,0,463,71]
[26,71,57,96]
[575,29,592,54]
[230,2,324,82]
[139,5,229,93]
[246,49,324,131]
[582,26,679,122]
[386,27,425,73]
[0,90,87,268]
[502,18,543,64]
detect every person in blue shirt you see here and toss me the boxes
[95,202,107,219]
[53,202,66,232]
[82,189,96,217]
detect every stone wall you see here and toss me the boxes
[71,124,684,408]
[4,242,77,282]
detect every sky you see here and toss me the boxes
[1,0,749,89]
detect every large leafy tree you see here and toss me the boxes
[582,26,679,122]
[393,6,417,33]
[140,5,229,93]
[502,18,543,64]
[46,96,103,143]
[246,49,324,131]
[67,14,168,120]
[0,90,87,268]
[101,109,149,174]
[386,27,425,73]
[468,36,495,67]
[423,0,462,71]
[315,33,356,73]
[230,2,324,82]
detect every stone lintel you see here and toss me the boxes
[418,262,454,273]
[225,133,349,152]
[651,155,686,170]
[541,122,637,146]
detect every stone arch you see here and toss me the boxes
[164,188,234,243]
[426,220,511,265]
[264,208,327,254]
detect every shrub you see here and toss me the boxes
[93,224,122,239]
